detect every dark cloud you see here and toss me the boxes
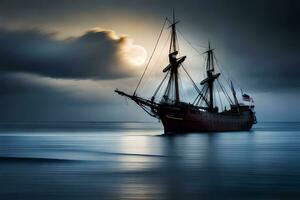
[0,28,137,80]
[0,26,144,121]
[0,0,299,91]
[0,72,124,104]
[170,0,300,92]
[0,72,134,121]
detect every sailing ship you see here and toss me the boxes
[115,13,257,133]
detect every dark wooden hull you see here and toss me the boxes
[157,104,256,133]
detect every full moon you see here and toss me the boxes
[125,45,147,67]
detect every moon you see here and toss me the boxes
[125,44,147,67]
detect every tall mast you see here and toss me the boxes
[207,43,214,111]
[171,10,180,103]
[163,10,186,104]
[200,42,220,111]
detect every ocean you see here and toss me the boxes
[0,122,300,200]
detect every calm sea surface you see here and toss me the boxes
[0,122,300,200]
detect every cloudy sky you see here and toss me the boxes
[0,0,299,122]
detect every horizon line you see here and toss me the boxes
[0,120,299,123]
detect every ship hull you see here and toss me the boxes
[157,104,255,133]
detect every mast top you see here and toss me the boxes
[204,41,216,72]
[169,9,179,53]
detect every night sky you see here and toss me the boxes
[0,0,299,121]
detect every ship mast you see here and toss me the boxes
[169,10,178,54]
[200,43,220,112]
[162,10,186,104]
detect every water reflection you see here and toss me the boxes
[118,134,163,171]
[0,122,300,199]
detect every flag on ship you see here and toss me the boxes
[242,93,253,102]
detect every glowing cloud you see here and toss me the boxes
[0,27,147,80]
[122,40,147,67]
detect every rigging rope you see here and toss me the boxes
[140,33,171,94]
[182,65,201,93]
[134,18,167,95]
[182,65,209,106]
[196,86,208,106]
[193,85,206,105]
[153,70,170,98]
[213,54,249,98]
[217,79,234,105]
[177,28,207,56]
[216,83,224,111]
